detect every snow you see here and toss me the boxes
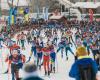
[73,2,100,8]
[0,29,97,80]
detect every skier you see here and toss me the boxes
[91,43,100,69]
[66,29,74,44]
[26,31,32,44]
[5,49,26,80]
[75,30,81,41]
[36,45,43,70]
[50,46,56,73]
[53,32,58,46]
[65,38,75,60]
[40,38,44,48]
[16,34,21,45]
[91,43,99,59]
[86,36,92,54]
[57,38,65,58]
[27,37,37,63]
[0,33,4,49]
[20,32,26,50]
[0,33,4,45]
[75,36,82,48]
[8,41,20,54]
[42,45,50,76]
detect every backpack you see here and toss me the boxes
[78,64,96,80]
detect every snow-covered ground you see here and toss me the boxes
[0,29,97,80]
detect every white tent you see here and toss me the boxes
[73,2,100,8]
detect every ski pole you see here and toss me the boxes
[0,47,4,80]
[8,63,10,80]
[55,55,58,73]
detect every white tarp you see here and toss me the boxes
[73,2,100,8]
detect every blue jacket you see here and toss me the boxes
[69,58,98,80]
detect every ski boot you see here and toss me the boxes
[61,54,63,58]
[48,71,50,76]
[50,64,53,73]
[39,65,41,70]
[3,70,8,74]
[66,56,68,60]
[53,67,55,73]
[45,71,47,75]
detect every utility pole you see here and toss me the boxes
[60,4,62,15]
[12,0,14,9]
[36,0,39,19]
[45,0,48,20]
[30,0,34,13]
[69,0,71,20]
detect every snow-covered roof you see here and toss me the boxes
[73,2,100,8]
[1,0,10,10]
[8,0,28,6]
[1,0,29,10]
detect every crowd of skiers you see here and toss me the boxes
[0,20,100,80]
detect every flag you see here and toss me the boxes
[18,8,24,14]
[24,14,29,22]
[24,8,29,22]
[89,9,93,22]
[45,8,48,20]
[11,15,14,24]
[8,7,13,25]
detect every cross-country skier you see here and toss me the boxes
[42,45,50,76]
[65,38,75,60]
[5,49,25,80]
[50,45,56,73]
[57,37,65,58]
[20,32,26,50]
[36,45,43,70]
[16,34,21,45]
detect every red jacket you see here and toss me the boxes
[9,44,20,51]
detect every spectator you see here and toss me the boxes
[69,46,98,80]
[22,62,43,80]
[96,71,100,80]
